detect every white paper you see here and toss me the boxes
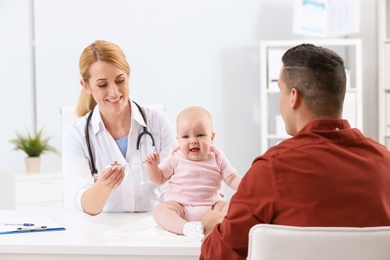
[0,216,64,234]
[104,216,201,243]
[293,0,360,37]
[293,0,327,36]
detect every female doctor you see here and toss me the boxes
[62,40,177,216]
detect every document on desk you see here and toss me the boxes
[105,215,201,243]
[0,215,65,234]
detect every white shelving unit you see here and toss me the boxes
[378,0,390,149]
[260,39,363,153]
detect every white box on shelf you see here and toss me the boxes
[343,91,357,128]
[267,48,286,92]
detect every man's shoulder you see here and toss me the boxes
[263,135,321,158]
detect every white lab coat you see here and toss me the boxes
[62,101,177,212]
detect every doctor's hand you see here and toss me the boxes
[96,164,125,190]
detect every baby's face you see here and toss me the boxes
[176,111,215,161]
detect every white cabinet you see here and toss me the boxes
[378,0,390,149]
[260,39,363,153]
[0,172,63,210]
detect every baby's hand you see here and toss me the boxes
[145,152,159,166]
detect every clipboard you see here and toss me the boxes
[0,215,66,235]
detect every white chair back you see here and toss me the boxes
[248,224,390,260]
[60,106,79,210]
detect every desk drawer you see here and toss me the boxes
[15,178,63,204]
[16,201,63,210]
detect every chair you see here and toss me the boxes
[60,104,166,210]
[247,224,390,260]
[60,106,79,210]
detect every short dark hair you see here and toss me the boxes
[281,43,346,118]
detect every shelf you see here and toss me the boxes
[378,0,390,147]
[260,39,363,153]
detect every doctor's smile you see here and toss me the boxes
[106,96,123,103]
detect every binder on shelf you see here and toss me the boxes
[0,216,65,235]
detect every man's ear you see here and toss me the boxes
[290,88,301,109]
[80,80,91,94]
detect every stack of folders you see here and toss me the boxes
[0,216,65,234]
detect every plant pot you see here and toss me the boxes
[25,157,41,173]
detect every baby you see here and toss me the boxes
[145,106,242,241]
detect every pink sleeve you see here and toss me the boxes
[212,146,237,179]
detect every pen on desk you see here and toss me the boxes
[0,223,35,226]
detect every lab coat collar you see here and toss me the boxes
[89,99,147,136]
[89,106,105,136]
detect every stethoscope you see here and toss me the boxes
[85,101,155,181]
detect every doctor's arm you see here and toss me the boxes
[81,166,125,216]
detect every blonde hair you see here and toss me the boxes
[75,40,131,117]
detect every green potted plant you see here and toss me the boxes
[10,128,59,173]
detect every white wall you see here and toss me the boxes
[0,0,34,170]
[0,0,378,198]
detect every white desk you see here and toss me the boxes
[0,210,201,259]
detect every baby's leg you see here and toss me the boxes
[153,201,186,234]
[212,200,230,215]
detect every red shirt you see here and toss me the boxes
[200,119,390,260]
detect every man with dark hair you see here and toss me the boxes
[200,43,390,260]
